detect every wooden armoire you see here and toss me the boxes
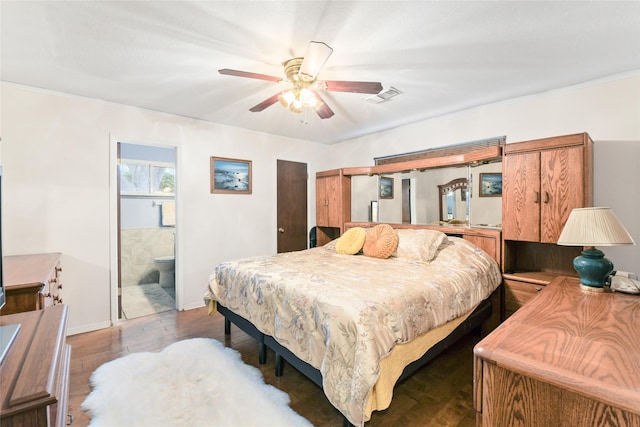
[315,168,351,246]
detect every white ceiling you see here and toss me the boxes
[2,1,639,144]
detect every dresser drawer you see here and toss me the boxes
[1,253,63,314]
[44,262,63,307]
[504,279,545,317]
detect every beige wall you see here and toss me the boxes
[0,83,329,334]
[1,72,638,334]
[332,73,640,272]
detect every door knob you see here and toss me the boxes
[278,228,285,233]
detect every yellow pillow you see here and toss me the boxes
[363,224,399,259]
[335,227,367,255]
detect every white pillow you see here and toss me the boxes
[394,229,447,262]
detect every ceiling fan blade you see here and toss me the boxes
[323,80,383,94]
[219,69,282,83]
[299,41,333,80]
[249,93,281,112]
[313,92,335,119]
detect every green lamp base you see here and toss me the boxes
[573,247,614,290]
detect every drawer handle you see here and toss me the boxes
[536,287,542,292]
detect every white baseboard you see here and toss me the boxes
[67,320,112,336]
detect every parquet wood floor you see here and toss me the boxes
[68,307,479,427]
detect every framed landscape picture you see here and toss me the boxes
[479,173,502,197]
[379,176,394,199]
[210,157,252,194]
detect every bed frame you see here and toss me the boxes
[216,224,503,425]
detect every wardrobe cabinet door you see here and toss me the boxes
[502,151,541,242]
[316,175,340,228]
[540,146,584,243]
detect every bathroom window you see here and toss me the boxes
[120,160,175,196]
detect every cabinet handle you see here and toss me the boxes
[543,192,550,203]
[534,191,540,203]
[278,228,285,233]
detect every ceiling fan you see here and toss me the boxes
[219,41,383,120]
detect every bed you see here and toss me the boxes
[204,224,502,426]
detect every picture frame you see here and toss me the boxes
[479,173,502,197]
[210,156,252,194]
[379,176,394,199]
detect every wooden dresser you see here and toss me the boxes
[473,276,640,426]
[0,305,71,426]
[1,253,63,315]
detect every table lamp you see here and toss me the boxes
[557,207,635,291]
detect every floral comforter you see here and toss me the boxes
[205,237,501,426]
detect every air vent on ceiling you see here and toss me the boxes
[364,87,402,103]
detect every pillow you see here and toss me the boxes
[394,229,447,262]
[335,227,367,255]
[323,239,337,251]
[363,224,399,259]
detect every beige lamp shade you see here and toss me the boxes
[557,207,635,247]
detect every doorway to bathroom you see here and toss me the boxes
[118,142,177,319]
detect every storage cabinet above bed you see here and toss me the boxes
[501,133,593,317]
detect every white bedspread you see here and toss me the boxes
[205,236,501,426]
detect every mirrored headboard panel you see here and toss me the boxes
[469,160,502,227]
[348,146,502,228]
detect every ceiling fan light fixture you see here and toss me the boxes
[299,88,317,106]
[278,90,296,108]
[278,86,320,114]
[220,41,380,120]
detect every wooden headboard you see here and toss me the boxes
[345,222,502,268]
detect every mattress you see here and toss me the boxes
[205,235,501,425]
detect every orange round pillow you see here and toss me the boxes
[363,224,399,259]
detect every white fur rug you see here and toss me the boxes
[82,338,313,427]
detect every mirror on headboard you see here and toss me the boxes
[349,148,502,228]
[438,177,468,224]
[468,159,502,227]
